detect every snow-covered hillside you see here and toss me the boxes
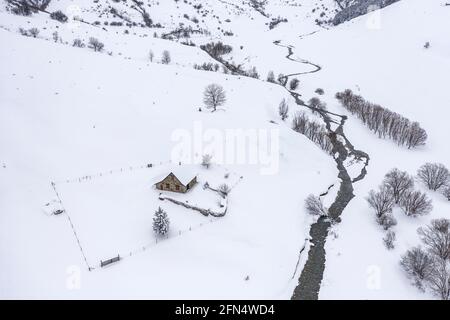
[1,0,449,300]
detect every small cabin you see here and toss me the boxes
[155,170,198,193]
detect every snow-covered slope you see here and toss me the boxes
[1,0,449,300]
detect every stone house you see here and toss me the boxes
[154,169,198,193]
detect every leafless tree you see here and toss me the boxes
[417,163,450,191]
[427,259,450,300]
[377,213,397,231]
[401,247,434,290]
[218,183,230,198]
[279,99,289,121]
[336,89,427,148]
[161,50,171,64]
[72,39,85,48]
[383,168,414,204]
[289,78,299,90]
[149,49,154,62]
[292,112,333,154]
[308,97,327,114]
[29,27,39,38]
[6,0,51,15]
[443,186,450,201]
[383,230,396,250]
[418,219,450,261]
[88,37,104,52]
[266,71,275,83]
[305,194,328,217]
[203,84,226,112]
[399,190,433,217]
[366,185,394,218]
[277,73,287,86]
[201,154,212,169]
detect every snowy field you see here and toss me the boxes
[1,0,449,300]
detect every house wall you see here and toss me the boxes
[156,174,187,193]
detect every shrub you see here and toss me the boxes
[383,168,414,204]
[50,10,68,23]
[279,99,289,121]
[72,39,85,48]
[383,230,396,250]
[201,154,212,169]
[289,78,299,90]
[161,50,171,64]
[305,194,328,217]
[401,247,434,290]
[366,185,394,218]
[377,213,397,231]
[417,163,450,191]
[399,190,433,217]
[88,37,104,52]
[417,219,450,261]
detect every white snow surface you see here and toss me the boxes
[1,0,449,299]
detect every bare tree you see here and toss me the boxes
[278,99,289,121]
[29,27,39,38]
[305,194,328,217]
[418,219,450,261]
[203,84,226,112]
[149,49,154,62]
[366,185,394,218]
[277,73,287,86]
[201,154,212,169]
[161,50,171,64]
[377,213,397,231]
[218,183,231,198]
[383,168,414,204]
[417,163,450,191]
[443,187,450,201]
[266,71,275,83]
[383,230,396,250]
[427,259,450,300]
[399,190,433,217]
[401,247,434,290]
[289,78,299,90]
[308,97,327,114]
[88,37,104,52]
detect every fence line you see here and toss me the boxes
[51,182,94,271]
[52,160,174,185]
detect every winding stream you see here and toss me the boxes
[273,40,370,300]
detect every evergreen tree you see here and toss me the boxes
[153,207,170,235]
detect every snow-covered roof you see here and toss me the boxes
[154,167,198,186]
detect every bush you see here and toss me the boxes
[72,39,85,48]
[401,247,434,290]
[377,213,397,231]
[201,154,212,169]
[383,230,396,250]
[218,184,230,197]
[289,78,299,90]
[308,97,327,114]
[366,185,394,218]
[305,194,328,217]
[29,27,39,38]
[88,37,104,52]
[443,187,450,201]
[399,190,432,217]
[417,163,450,191]
[383,168,414,204]
[50,10,68,23]
[315,88,325,95]
[161,50,171,64]
[278,99,289,121]
[417,219,450,261]
[267,71,275,83]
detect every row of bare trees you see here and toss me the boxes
[336,89,427,149]
[292,112,333,154]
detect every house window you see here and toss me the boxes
[165,183,170,189]
[175,185,180,191]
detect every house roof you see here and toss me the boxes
[154,166,198,186]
